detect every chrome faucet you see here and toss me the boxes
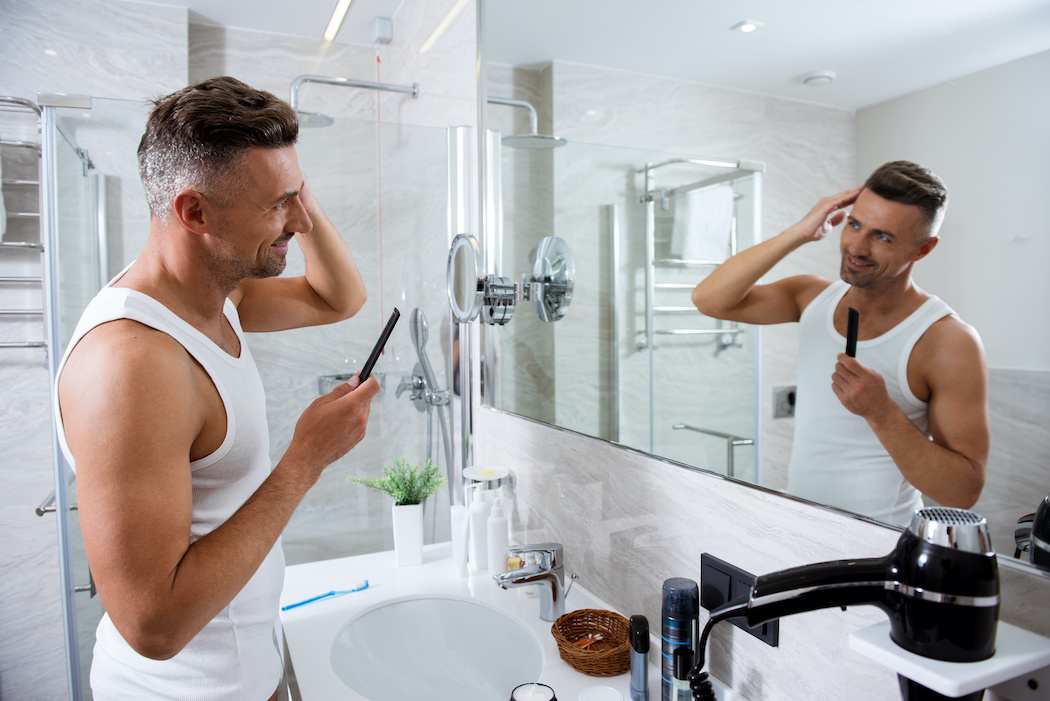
[493,542,577,622]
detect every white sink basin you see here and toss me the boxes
[329,595,543,701]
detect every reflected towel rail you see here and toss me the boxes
[0,241,44,252]
[672,423,754,479]
[0,341,46,349]
[0,140,41,150]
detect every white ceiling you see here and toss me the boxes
[150,0,1050,109]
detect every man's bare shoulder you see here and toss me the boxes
[65,319,193,373]
[59,319,202,419]
[916,313,987,385]
[784,274,835,313]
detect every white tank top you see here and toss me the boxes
[55,283,284,701]
[787,280,953,526]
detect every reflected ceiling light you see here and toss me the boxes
[730,20,763,33]
[323,0,354,42]
[420,0,470,53]
[44,49,58,56]
[802,70,836,86]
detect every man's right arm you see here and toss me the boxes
[691,187,862,324]
[58,323,378,660]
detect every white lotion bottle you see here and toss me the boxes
[468,490,490,572]
[487,499,509,576]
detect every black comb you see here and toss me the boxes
[846,307,859,358]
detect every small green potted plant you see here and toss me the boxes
[348,458,445,566]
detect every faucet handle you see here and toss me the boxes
[508,542,563,568]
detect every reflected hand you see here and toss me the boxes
[831,353,894,419]
[793,187,862,243]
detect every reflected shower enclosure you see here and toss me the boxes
[484,122,762,481]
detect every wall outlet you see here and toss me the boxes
[700,553,779,647]
[773,385,796,418]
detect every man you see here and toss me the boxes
[692,161,988,525]
[55,77,378,700]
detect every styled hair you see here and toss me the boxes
[863,160,948,238]
[137,76,299,221]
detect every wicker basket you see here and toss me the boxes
[550,609,631,676]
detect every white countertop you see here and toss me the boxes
[280,542,740,701]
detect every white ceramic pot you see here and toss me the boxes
[391,502,424,566]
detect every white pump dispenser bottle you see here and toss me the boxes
[487,499,509,576]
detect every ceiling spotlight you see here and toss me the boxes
[802,71,836,86]
[730,20,763,33]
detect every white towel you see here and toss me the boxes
[669,184,734,262]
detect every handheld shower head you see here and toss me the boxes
[692,508,999,700]
[409,308,439,393]
[409,307,428,351]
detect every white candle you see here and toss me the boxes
[511,682,555,701]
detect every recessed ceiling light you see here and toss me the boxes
[323,0,353,42]
[802,71,836,86]
[730,20,763,33]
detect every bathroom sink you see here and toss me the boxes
[329,595,543,700]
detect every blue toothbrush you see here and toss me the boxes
[281,580,369,611]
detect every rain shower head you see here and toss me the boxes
[488,96,568,149]
[295,111,335,128]
[502,132,568,150]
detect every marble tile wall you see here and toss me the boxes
[978,369,1050,559]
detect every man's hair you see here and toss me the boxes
[864,160,948,238]
[137,76,299,221]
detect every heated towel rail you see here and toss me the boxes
[636,158,764,352]
[1,97,47,352]
[672,423,754,479]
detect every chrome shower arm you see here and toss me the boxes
[487,96,539,134]
[289,74,421,111]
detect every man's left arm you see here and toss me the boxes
[234,178,367,332]
[831,319,989,508]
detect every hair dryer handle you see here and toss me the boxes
[741,555,895,627]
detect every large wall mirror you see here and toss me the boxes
[478,0,1050,570]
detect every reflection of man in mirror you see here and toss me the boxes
[692,161,988,525]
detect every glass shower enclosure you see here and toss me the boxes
[486,134,762,482]
[42,97,458,700]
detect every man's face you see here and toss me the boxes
[209,146,312,281]
[839,188,934,290]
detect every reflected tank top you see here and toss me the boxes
[787,280,953,526]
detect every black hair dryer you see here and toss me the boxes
[708,507,999,701]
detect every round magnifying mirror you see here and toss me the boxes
[447,233,485,323]
[531,235,575,322]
